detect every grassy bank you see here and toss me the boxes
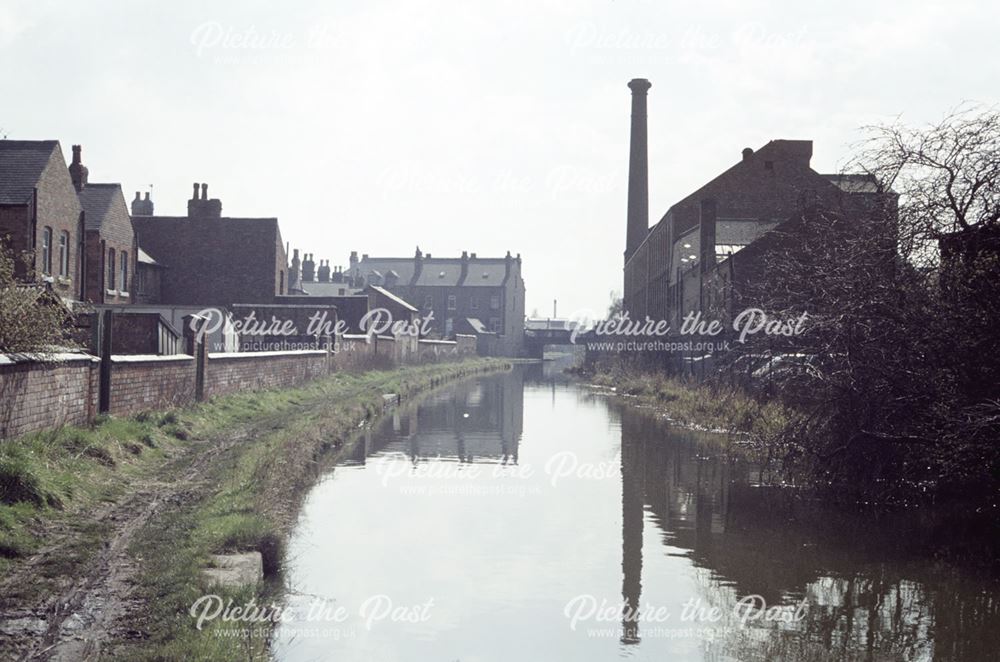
[0,358,508,660]
[577,362,794,449]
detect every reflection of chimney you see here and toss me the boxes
[69,144,89,191]
[625,79,651,262]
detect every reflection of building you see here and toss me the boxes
[617,405,995,661]
[367,371,524,463]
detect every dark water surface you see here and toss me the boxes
[273,363,999,661]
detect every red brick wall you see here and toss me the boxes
[205,351,329,398]
[108,357,196,417]
[0,356,98,439]
[36,146,84,300]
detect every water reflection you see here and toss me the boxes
[274,365,999,662]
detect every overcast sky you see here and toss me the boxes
[2,0,997,317]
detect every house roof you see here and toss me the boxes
[369,285,418,312]
[464,318,489,334]
[357,255,510,287]
[415,260,464,286]
[356,257,417,284]
[0,140,59,204]
[77,183,124,231]
[299,281,352,296]
[137,247,160,266]
[822,173,880,193]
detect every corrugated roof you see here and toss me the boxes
[0,140,59,204]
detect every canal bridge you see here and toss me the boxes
[523,318,589,358]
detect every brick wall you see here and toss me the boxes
[0,354,98,439]
[205,350,329,398]
[2,329,483,439]
[109,356,196,417]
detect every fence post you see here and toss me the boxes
[183,315,206,402]
[98,309,112,414]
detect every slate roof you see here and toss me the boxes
[357,256,509,287]
[355,258,417,284]
[77,183,123,231]
[299,281,353,296]
[0,140,59,204]
[822,174,880,193]
[414,260,464,286]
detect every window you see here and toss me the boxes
[470,297,479,310]
[41,227,52,275]
[490,295,500,310]
[424,295,433,310]
[447,294,456,310]
[120,252,128,292]
[107,248,116,290]
[490,318,501,333]
[58,231,69,277]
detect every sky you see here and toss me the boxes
[2,0,997,319]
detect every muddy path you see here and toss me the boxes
[0,416,277,661]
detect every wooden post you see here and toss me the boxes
[183,315,206,402]
[98,309,112,413]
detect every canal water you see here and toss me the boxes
[273,363,999,661]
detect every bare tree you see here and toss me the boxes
[723,106,1000,500]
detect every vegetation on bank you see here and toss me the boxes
[0,358,508,660]
[574,360,800,473]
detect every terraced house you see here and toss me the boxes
[347,248,526,356]
[0,140,86,303]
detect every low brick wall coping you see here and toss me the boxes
[418,339,458,346]
[111,354,195,364]
[207,350,328,360]
[340,334,371,341]
[0,351,100,365]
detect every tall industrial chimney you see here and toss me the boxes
[625,78,651,262]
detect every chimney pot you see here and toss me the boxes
[144,191,150,200]
[134,191,141,201]
[742,147,754,161]
[71,145,81,164]
[201,183,208,200]
[192,183,199,199]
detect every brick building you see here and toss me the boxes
[622,79,888,327]
[0,140,85,303]
[346,248,525,356]
[131,183,289,306]
[72,146,137,305]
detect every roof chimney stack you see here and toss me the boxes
[742,147,754,161]
[68,144,88,191]
[625,79,651,262]
[188,182,222,218]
